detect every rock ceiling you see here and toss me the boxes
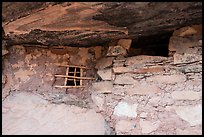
[2,2,202,47]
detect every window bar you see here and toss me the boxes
[64,67,69,86]
[74,67,77,86]
[55,75,95,80]
[80,68,83,86]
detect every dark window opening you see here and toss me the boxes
[128,31,173,57]
[54,65,95,88]
[66,67,82,86]
[67,79,75,86]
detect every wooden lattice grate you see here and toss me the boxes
[54,65,95,88]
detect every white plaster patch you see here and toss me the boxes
[113,101,138,118]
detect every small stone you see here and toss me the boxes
[171,90,201,101]
[148,96,161,107]
[2,75,7,85]
[113,101,138,118]
[97,68,112,81]
[140,112,148,119]
[139,120,161,134]
[174,104,202,126]
[2,49,9,56]
[198,39,202,44]
[117,39,132,51]
[92,81,113,94]
[94,46,102,59]
[107,45,127,56]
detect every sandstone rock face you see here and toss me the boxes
[2,2,202,46]
[113,101,138,118]
[174,104,202,126]
[2,92,109,135]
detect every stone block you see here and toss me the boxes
[171,90,201,101]
[97,68,112,80]
[117,39,132,51]
[173,26,198,37]
[173,53,202,64]
[134,66,165,74]
[114,73,140,85]
[168,36,201,53]
[125,55,167,67]
[95,57,114,69]
[115,120,136,133]
[146,74,186,84]
[125,84,162,96]
[106,45,127,57]
[92,81,113,94]
[139,120,161,134]
[113,67,133,74]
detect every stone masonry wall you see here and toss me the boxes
[91,26,202,135]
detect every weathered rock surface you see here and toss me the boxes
[2,92,109,135]
[2,2,202,47]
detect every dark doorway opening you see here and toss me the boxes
[128,31,173,57]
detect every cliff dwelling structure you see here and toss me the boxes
[2,2,202,135]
